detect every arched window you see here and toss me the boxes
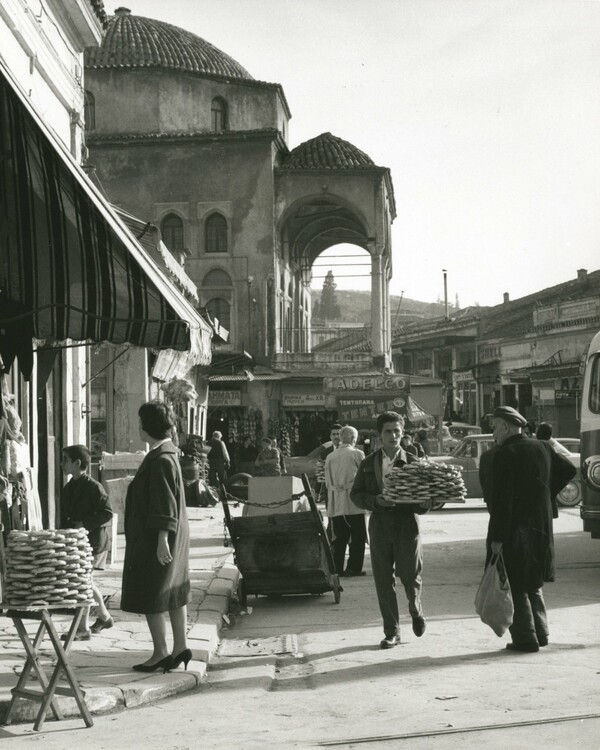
[206,297,230,330]
[211,97,228,132]
[203,269,232,288]
[84,90,95,131]
[205,213,228,253]
[161,213,184,251]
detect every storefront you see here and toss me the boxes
[0,62,212,528]
[280,389,337,455]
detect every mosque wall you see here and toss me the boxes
[85,68,286,135]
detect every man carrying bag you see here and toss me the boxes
[482,406,576,652]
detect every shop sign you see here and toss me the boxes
[453,370,473,385]
[555,389,581,403]
[282,394,326,407]
[324,375,409,393]
[337,395,409,423]
[209,391,242,407]
[152,349,195,381]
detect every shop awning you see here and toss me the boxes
[0,62,212,377]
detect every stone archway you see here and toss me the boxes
[276,132,395,368]
[279,194,392,365]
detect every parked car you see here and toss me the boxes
[422,425,458,456]
[446,422,482,440]
[430,433,582,508]
[555,437,581,454]
[285,443,330,485]
[550,440,581,507]
[429,434,496,506]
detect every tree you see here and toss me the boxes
[319,270,341,320]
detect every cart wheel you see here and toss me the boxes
[332,574,341,604]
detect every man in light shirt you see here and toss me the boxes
[351,411,431,649]
[324,425,367,577]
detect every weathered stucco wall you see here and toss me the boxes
[89,134,278,353]
[86,69,284,135]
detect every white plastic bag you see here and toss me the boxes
[475,551,514,637]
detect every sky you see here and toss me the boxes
[126,0,600,307]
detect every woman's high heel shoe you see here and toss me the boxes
[171,648,193,671]
[132,655,174,673]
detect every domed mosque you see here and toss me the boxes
[84,7,395,446]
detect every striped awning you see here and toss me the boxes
[0,62,212,376]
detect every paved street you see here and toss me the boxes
[2,502,599,749]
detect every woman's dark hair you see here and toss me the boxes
[376,411,405,435]
[62,444,91,470]
[138,401,177,440]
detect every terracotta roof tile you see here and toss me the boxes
[85,8,252,80]
[282,132,377,170]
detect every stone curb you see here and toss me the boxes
[0,561,240,724]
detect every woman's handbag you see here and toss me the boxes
[474,550,514,637]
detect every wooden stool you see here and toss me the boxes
[1,605,93,730]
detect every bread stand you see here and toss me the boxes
[0,604,93,730]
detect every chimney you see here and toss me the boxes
[503,292,510,304]
[577,268,588,281]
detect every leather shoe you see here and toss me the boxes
[412,616,426,637]
[506,641,539,653]
[380,635,400,649]
[91,616,114,634]
[343,570,366,577]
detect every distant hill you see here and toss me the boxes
[313,289,450,325]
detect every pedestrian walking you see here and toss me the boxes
[486,406,576,652]
[324,425,367,577]
[320,423,343,460]
[206,430,230,486]
[351,411,431,648]
[121,401,192,672]
[60,444,114,640]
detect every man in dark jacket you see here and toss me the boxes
[487,406,576,652]
[351,411,431,649]
[206,430,230,486]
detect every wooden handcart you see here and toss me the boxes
[221,474,341,607]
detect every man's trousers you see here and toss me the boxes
[369,512,423,637]
[330,514,367,574]
[509,587,549,645]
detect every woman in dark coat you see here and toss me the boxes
[122,401,192,672]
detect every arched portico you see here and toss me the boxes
[276,133,396,367]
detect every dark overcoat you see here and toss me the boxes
[487,434,575,591]
[121,441,190,614]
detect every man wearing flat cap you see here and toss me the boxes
[486,406,575,652]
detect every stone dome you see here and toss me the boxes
[84,7,253,81]
[282,132,376,170]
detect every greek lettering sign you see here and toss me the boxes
[555,389,581,402]
[453,370,474,385]
[324,375,409,392]
[282,394,326,407]
[209,391,242,407]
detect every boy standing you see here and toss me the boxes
[61,445,114,639]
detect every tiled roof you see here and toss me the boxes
[282,132,377,171]
[85,8,253,81]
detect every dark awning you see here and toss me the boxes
[0,62,211,377]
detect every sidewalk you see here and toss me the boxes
[0,506,238,724]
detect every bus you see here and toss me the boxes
[580,330,600,538]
